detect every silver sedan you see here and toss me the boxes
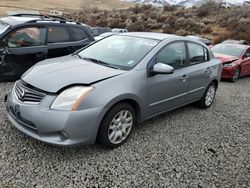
[5,32,222,148]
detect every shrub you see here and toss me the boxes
[162,24,175,34]
[201,26,212,34]
[127,21,145,31]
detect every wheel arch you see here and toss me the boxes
[211,79,219,89]
[104,97,143,124]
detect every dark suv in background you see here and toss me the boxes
[91,27,112,36]
[0,14,95,81]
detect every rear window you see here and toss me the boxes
[47,26,71,43]
[71,27,89,41]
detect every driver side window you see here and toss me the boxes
[156,42,186,69]
[245,49,250,58]
[8,27,46,48]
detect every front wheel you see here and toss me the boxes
[231,67,240,82]
[97,103,136,148]
[198,82,217,109]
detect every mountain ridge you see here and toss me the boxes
[121,0,248,7]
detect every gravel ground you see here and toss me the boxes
[0,78,250,188]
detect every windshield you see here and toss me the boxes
[212,44,245,57]
[0,20,10,35]
[78,35,159,70]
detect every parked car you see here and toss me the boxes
[111,28,128,33]
[0,14,95,81]
[211,43,250,82]
[222,39,249,45]
[5,32,221,148]
[94,32,115,41]
[186,35,212,46]
[91,27,112,36]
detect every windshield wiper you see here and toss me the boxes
[81,57,120,70]
[73,53,83,59]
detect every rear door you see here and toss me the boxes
[69,26,93,51]
[186,42,212,102]
[46,25,76,58]
[0,26,47,79]
[240,48,250,75]
[147,42,189,117]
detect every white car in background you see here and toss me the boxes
[112,28,128,33]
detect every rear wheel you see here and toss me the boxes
[198,82,217,109]
[97,103,136,148]
[231,67,240,82]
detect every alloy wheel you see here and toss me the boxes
[205,85,216,106]
[232,68,240,82]
[108,110,133,144]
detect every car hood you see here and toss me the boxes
[214,53,239,64]
[22,55,126,93]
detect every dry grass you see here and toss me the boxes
[0,0,132,15]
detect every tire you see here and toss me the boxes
[97,103,136,148]
[198,82,217,109]
[231,67,240,82]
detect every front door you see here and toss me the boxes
[147,42,189,117]
[0,26,47,80]
[241,48,250,76]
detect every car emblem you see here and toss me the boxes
[20,89,25,99]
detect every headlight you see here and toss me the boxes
[223,62,236,67]
[51,86,94,111]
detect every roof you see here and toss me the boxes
[121,32,177,41]
[0,16,42,26]
[0,15,86,27]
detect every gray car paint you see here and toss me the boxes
[22,55,126,93]
[5,32,222,146]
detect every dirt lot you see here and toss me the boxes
[0,77,249,187]
[0,0,132,15]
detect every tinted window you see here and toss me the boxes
[8,27,46,48]
[100,28,110,33]
[71,27,88,41]
[47,26,70,43]
[188,43,209,64]
[91,28,98,36]
[157,42,186,69]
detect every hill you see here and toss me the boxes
[0,0,132,15]
[66,2,250,44]
[122,0,247,7]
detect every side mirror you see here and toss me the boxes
[151,63,174,75]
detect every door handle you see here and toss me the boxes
[181,75,189,82]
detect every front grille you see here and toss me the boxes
[14,81,46,104]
